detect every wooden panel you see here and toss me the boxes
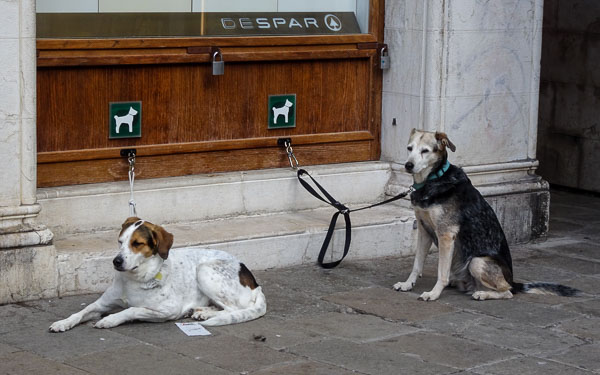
[37,140,373,187]
[37,45,375,67]
[36,34,376,50]
[37,58,373,153]
[38,131,373,163]
[37,54,380,187]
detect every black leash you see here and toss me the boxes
[280,139,412,268]
[297,168,413,268]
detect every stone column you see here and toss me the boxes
[0,0,56,303]
[382,0,549,242]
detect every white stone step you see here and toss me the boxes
[37,162,394,236]
[53,203,416,297]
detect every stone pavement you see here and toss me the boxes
[1,189,599,374]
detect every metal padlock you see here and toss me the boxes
[380,46,390,70]
[212,50,224,76]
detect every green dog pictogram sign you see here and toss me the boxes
[268,94,296,129]
[109,101,142,139]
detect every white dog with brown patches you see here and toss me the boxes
[49,217,266,332]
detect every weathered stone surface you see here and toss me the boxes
[0,303,62,334]
[0,245,57,304]
[0,189,597,374]
[556,316,600,341]
[0,342,19,356]
[524,254,600,276]
[543,342,600,372]
[0,351,88,375]
[371,332,516,370]
[557,299,600,318]
[290,338,455,375]
[441,296,583,327]
[0,322,141,362]
[66,344,234,375]
[421,312,584,355]
[208,315,325,351]
[323,286,458,322]
[473,355,592,375]
[21,293,102,323]
[166,334,298,373]
[532,241,600,261]
[251,360,358,375]
[288,311,420,343]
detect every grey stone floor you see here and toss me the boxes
[1,189,599,374]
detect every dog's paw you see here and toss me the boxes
[418,291,440,301]
[191,307,219,321]
[49,319,73,333]
[472,291,487,301]
[93,316,119,329]
[393,280,415,292]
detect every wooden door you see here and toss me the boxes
[36,4,385,187]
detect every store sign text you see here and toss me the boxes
[221,16,334,31]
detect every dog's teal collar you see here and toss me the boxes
[412,160,451,190]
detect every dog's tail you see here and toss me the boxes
[512,282,580,297]
[201,286,267,326]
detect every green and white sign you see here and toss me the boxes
[268,94,296,129]
[109,101,142,139]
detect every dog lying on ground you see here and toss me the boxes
[49,217,266,332]
[393,129,579,301]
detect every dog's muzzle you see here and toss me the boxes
[405,162,414,173]
[113,255,125,271]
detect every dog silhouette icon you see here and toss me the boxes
[272,99,293,124]
[114,107,138,134]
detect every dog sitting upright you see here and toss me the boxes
[50,218,266,332]
[393,129,578,301]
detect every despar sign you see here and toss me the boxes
[213,12,361,35]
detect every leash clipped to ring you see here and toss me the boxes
[278,139,413,269]
[121,148,138,217]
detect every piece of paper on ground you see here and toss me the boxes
[175,322,211,336]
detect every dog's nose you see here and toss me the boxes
[113,255,124,269]
[405,162,414,172]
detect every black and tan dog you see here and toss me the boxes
[393,129,578,301]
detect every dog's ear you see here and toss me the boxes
[435,132,456,152]
[409,128,417,138]
[121,217,141,229]
[149,224,174,260]
[120,217,142,236]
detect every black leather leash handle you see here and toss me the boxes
[297,169,350,268]
[297,168,411,269]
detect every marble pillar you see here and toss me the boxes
[382,0,549,242]
[0,0,56,303]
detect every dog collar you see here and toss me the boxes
[412,160,451,190]
[141,270,164,290]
